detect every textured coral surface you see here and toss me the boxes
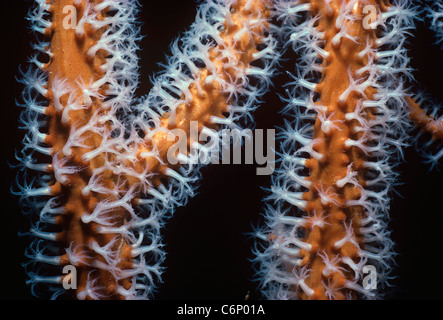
[3,0,443,301]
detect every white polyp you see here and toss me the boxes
[244,0,253,11]
[27,186,53,197]
[320,252,345,277]
[344,280,375,297]
[344,139,355,148]
[82,89,93,106]
[288,171,311,189]
[333,222,355,249]
[272,187,307,210]
[28,275,62,285]
[345,112,356,121]
[30,228,57,241]
[81,212,93,224]
[299,279,315,297]
[82,186,90,196]
[321,120,333,134]
[278,215,306,227]
[286,3,311,17]
[26,162,50,172]
[37,254,61,266]
[298,78,318,92]
[294,239,312,252]
[210,116,231,125]
[131,243,160,257]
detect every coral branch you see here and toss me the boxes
[408,96,443,144]
[14,0,277,299]
[253,0,417,300]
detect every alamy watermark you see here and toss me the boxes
[165,121,275,176]
[363,264,377,291]
[362,5,379,30]
[62,265,77,290]
[62,5,79,30]
[61,4,382,31]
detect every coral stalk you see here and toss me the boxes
[408,97,443,145]
[408,93,443,168]
[14,0,276,299]
[253,0,417,300]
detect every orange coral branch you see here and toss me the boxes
[407,96,443,144]
[298,0,384,300]
[16,0,274,299]
[253,0,413,300]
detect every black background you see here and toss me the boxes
[0,0,442,300]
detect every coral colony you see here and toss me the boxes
[13,0,442,300]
